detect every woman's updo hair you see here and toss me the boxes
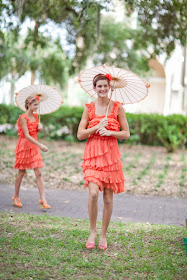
[93,74,110,87]
[25,96,38,110]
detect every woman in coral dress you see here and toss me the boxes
[13,95,51,209]
[77,74,130,250]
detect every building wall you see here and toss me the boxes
[164,45,187,115]
[134,77,166,114]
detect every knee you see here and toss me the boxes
[18,170,26,177]
[103,194,113,205]
[89,191,98,201]
[35,170,42,178]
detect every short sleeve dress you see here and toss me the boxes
[14,113,44,170]
[81,101,125,194]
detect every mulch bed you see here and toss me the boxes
[0,135,186,198]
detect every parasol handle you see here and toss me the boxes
[105,86,114,117]
[39,103,40,123]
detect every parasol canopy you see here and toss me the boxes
[15,84,63,115]
[78,65,150,105]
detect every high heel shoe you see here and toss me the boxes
[39,200,51,209]
[98,243,107,250]
[98,238,108,250]
[86,235,97,249]
[86,242,95,249]
[12,196,23,208]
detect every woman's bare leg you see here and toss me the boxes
[99,188,113,247]
[34,168,46,201]
[14,169,26,197]
[87,182,99,244]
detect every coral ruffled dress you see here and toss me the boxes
[82,101,125,193]
[14,113,44,170]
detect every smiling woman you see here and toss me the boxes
[77,73,130,250]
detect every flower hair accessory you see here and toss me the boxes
[28,96,40,106]
[105,74,112,81]
[93,73,113,85]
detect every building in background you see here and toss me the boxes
[125,45,187,115]
[66,0,187,116]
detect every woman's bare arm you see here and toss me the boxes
[77,107,108,140]
[97,105,130,140]
[19,117,48,152]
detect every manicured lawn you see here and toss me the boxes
[0,212,186,279]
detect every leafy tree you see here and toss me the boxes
[93,17,150,75]
[124,0,187,56]
[0,0,158,92]
[0,30,29,103]
[6,0,111,74]
[0,31,69,101]
[38,39,70,88]
[0,0,72,96]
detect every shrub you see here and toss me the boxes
[0,104,186,151]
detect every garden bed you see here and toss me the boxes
[0,135,186,198]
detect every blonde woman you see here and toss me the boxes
[13,96,50,209]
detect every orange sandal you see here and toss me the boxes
[12,196,23,208]
[39,200,51,209]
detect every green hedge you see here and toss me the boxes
[0,104,186,152]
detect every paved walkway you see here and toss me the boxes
[1,183,187,226]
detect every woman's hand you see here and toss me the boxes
[97,127,112,137]
[38,123,43,131]
[97,117,108,130]
[39,144,48,152]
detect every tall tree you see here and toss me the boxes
[0,31,29,103]
[124,0,187,56]
[38,39,70,88]
[7,0,111,75]
[0,0,72,91]
[93,17,150,76]
[0,31,70,97]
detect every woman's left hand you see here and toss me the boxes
[97,127,112,136]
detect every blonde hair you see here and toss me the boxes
[25,96,38,110]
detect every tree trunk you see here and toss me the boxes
[31,71,35,84]
[181,46,187,112]
[10,70,16,104]
[96,4,100,49]
[30,20,39,85]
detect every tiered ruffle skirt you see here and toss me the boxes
[14,137,44,169]
[82,135,125,193]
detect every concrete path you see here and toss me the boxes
[0,183,187,226]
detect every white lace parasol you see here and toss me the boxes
[78,65,150,105]
[15,84,64,115]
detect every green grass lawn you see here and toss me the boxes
[0,212,186,280]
